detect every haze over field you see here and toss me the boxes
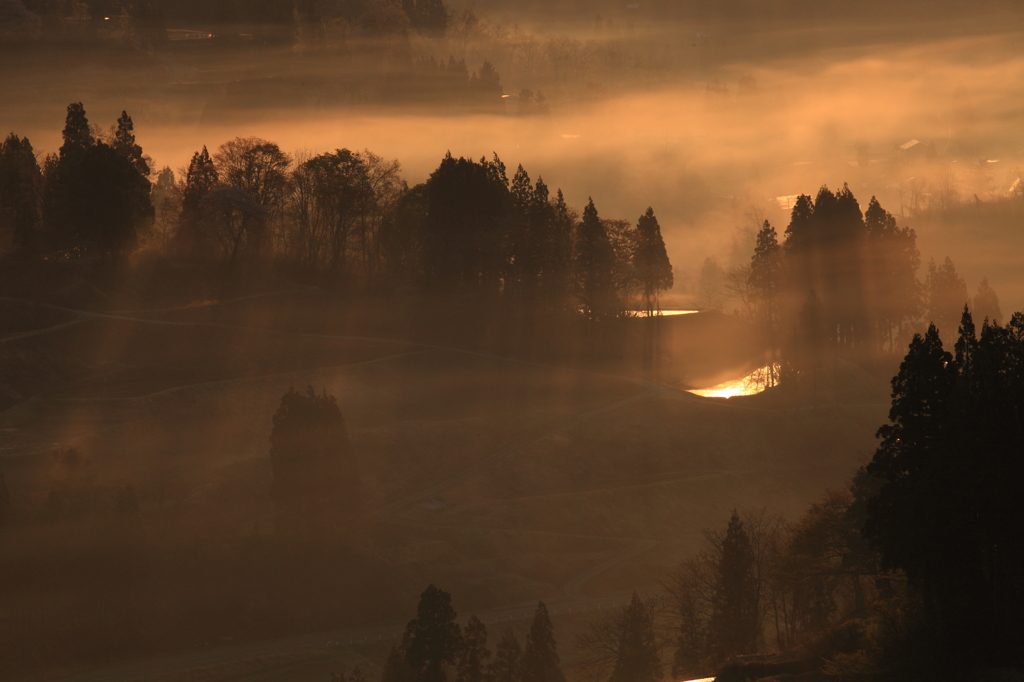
[2,2,1024,681]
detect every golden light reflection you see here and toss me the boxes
[633,309,700,317]
[688,366,771,398]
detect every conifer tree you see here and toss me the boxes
[59,102,94,160]
[574,198,615,320]
[521,602,565,682]
[972,276,1002,326]
[404,585,462,682]
[609,593,662,682]
[488,628,523,682]
[0,133,42,254]
[633,207,673,316]
[708,511,758,661]
[112,111,150,177]
[458,616,491,682]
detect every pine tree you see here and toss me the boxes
[112,111,150,177]
[574,198,615,320]
[926,256,969,339]
[521,602,565,682]
[458,616,491,682]
[972,276,1002,326]
[609,593,661,682]
[749,221,781,384]
[176,146,219,255]
[59,102,94,161]
[404,585,462,682]
[708,511,759,661]
[633,207,673,316]
[0,133,42,254]
[488,628,522,682]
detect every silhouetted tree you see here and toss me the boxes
[863,197,921,353]
[403,585,463,682]
[408,0,447,37]
[708,511,758,660]
[215,137,291,256]
[457,616,491,682]
[574,198,615,320]
[58,141,150,255]
[865,309,1024,663]
[199,186,268,266]
[633,207,673,316]
[289,148,373,277]
[268,386,358,533]
[489,628,523,682]
[971,276,1002,326]
[111,111,149,177]
[749,220,782,381]
[608,593,662,682]
[925,256,968,338]
[176,146,219,256]
[522,602,565,682]
[0,133,42,254]
[422,153,509,292]
[58,102,93,161]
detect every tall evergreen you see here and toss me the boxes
[633,207,673,316]
[112,111,150,177]
[708,511,758,661]
[574,198,615,320]
[0,133,42,254]
[972,276,1002,326]
[521,602,565,682]
[609,593,661,682]
[59,102,94,161]
[457,616,491,682]
[404,585,463,682]
[488,628,523,682]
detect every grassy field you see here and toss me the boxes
[0,291,892,681]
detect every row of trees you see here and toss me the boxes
[383,585,567,682]
[2,102,674,319]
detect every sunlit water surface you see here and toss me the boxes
[688,365,772,398]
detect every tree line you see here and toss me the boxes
[380,585,568,682]
[1,102,673,320]
[726,184,1003,388]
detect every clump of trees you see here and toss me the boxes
[864,308,1024,667]
[729,185,1003,388]
[0,103,153,262]
[381,585,568,682]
